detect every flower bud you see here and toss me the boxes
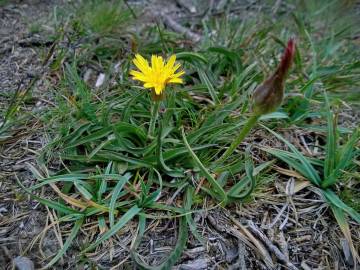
[252,38,296,115]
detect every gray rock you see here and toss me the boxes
[13,256,35,270]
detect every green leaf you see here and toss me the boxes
[175,52,208,64]
[98,215,107,233]
[185,186,205,244]
[259,112,289,120]
[82,205,141,253]
[160,144,217,161]
[109,173,132,227]
[74,181,93,200]
[140,169,163,207]
[227,153,256,199]
[16,177,81,215]
[65,126,113,149]
[323,189,360,223]
[62,122,93,145]
[131,216,188,270]
[322,128,359,188]
[197,69,220,104]
[331,205,360,263]
[261,124,322,186]
[260,147,323,167]
[207,46,243,72]
[182,127,227,203]
[95,150,153,168]
[43,217,84,269]
[112,122,147,143]
[29,177,87,191]
[156,120,173,172]
[324,93,336,179]
[261,147,318,185]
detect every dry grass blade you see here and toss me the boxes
[331,205,360,266]
[247,221,298,270]
[229,216,275,268]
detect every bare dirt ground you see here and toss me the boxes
[0,1,359,270]
[0,1,66,269]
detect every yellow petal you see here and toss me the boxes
[151,55,158,72]
[130,70,149,82]
[154,85,164,95]
[130,54,185,96]
[144,82,153,88]
[133,54,151,75]
[168,77,183,84]
[172,70,185,78]
[157,55,164,69]
[171,63,181,73]
[165,55,176,70]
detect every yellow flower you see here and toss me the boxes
[130,54,185,96]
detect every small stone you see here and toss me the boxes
[95,73,105,87]
[13,256,35,270]
[340,238,354,266]
[83,68,92,82]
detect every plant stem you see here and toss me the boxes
[216,114,260,164]
[148,100,161,137]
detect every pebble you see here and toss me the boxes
[13,256,35,270]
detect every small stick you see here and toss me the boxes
[247,221,299,270]
[175,0,197,13]
[161,13,201,43]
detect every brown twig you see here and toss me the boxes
[161,13,201,43]
[246,220,299,270]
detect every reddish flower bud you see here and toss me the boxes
[252,38,296,115]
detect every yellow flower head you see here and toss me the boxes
[130,54,185,96]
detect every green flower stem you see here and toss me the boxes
[148,100,161,137]
[217,114,260,164]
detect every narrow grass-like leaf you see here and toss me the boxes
[74,181,93,200]
[16,176,81,215]
[182,127,227,203]
[112,122,147,142]
[261,147,318,185]
[185,186,205,244]
[89,137,115,159]
[156,120,172,172]
[261,124,322,186]
[42,217,84,269]
[132,216,188,270]
[324,93,336,179]
[96,150,153,168]
[62,122,92,145]
[260,147,323,167]
[160,144,217,161]
[141,169,163,207]
[150,203,186,214]
[259,112,289,120]
[131,214,146,253]
[82,205,141,253]
[227,155,255,199]
[322,128,359,188]
[98,215,107,234]
[188,124,232,143]
[323,189,360,223]
[175,52,208,64]
[109,174,132,227]
[29,177,88,191]
[65,126,112,149]
[207,46,242,72]
[331,205,360,263]
[198,69,220,104]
